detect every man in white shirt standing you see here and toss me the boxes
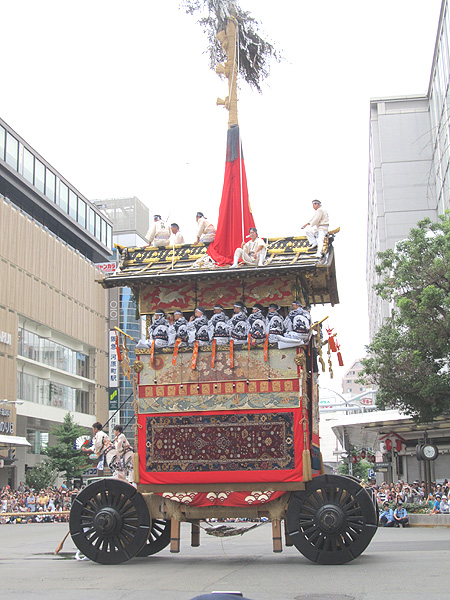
[230,227,266,268]
[145,215,170,247]
[301,200,329,258]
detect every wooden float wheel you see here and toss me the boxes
[286,474,378,565]
[137,518,171,556]
[69,479,150,564]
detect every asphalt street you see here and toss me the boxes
[0,522,448,600]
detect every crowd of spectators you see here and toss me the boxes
[0,482,79,524]
[368,479,450,527]
[369,478,450,511]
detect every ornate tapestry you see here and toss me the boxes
[145,411,295,473]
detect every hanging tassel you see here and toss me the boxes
[247,333,251,352]
[302,449,312,481]
[172,338,182,365]
[211,339,217,368]
[115,330,122,361]
[191,340,199,370]
[319,451,326,475]
[150,339,155,365]
[336,342,344,366]
[327,330,337,352]
[263,333,269,362]
[229,339,234,369]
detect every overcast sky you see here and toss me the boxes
[1,0,443,395]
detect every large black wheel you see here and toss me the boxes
[70,479,151,564]
[137,518,171,556]
[286,474,378,565]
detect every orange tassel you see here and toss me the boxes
[247,333,251,352]
[211,339,217,368]
[191,340,199,370]
[150,339,155,365]
[230,339,234,369]
[336,342,344,366]
[115,331,122,361]
[263,333,269,362]
[172,338,182,365]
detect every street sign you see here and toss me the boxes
[368,468,375,479]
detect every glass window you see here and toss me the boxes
[5,132,19,170]
[45,169,56,202]
[23,148,34,184]
[88,206,95,235]
[106,224,112,250]
[76,353,89,377]
[95,212,101,240]
[101,218,107,245]
[35,159,45,193]
[69,190,77,220]
[0,125,5,161]
[59,181,69,213]
[77,197,86,227]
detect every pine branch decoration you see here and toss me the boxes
[183,0,281,92]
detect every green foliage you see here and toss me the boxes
[360,215,450,422]
[42,413,90,483]
[338,459,372,481]
[183,0,281,92]
[25,461,58,490]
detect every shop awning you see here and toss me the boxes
[0,434,31,447]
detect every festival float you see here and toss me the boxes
[69,4,378,565]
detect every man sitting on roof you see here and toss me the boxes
[301,199,329,258]
[195,212,216,245]
[229,227,266,268]
[145,215,170,247]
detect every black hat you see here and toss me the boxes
[196,212,204,218]
[171,223,179,229]
[312,199,321,206]
[195,307,206,315]
[253,303,263,311]
[292,299,301,306]
[234,301,245,309]
[155,308,165,316]
[268,303,279,310]
[173,309,183,315]
[154,214,162,220]
[214,304,224,310]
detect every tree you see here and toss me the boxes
[25,462,58,491]
[360,215,450,422]
[338,459,373,481]
[42,413,90,484]
[183,0,281,92]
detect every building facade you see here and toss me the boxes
[367,1,450,339]
[0,117,112,488]
[95,197,150,442]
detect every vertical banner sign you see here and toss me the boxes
[108,410,121,434]
[108,287,120,329]
[108,388,119,410]
[109,330,119,387]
